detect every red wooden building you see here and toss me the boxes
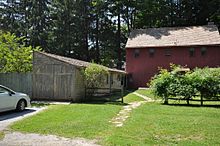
[126,25,220,88]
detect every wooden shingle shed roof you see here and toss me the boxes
[37,52,126,74]
[126,25,220,48]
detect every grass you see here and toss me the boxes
[11,103,122,139]
[123,92,145,103]
[10,92,220,145]
[0,131,4,140]
[135,89,159,100]
[102,103,220,146]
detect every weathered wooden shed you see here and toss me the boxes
[32,51,126,101]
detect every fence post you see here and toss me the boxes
[187,97,189,105]
[201,95,203,106]
[121,87,124,103]
[109,73,112,94]
[85,86,87,101]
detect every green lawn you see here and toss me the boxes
[10,94,220,145]
[0,132,4,140]
[135,89,159,100]
[102,103,220,145]
[123,92,145,103]
[11,104,122,139]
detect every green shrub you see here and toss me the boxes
[189,68,220,98]
[83,63,109,88]
[149,68,172,98]
[149,65,220,102]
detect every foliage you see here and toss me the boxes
[0,32,41,73]
[1,0,219,68]
[83,63,109,89]
[150,65,220,100]
[188,68,220,98]
[149,68,173,98]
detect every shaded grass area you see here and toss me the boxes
[0,131,4,140]
[102,102,220,146]
[85,90,144,105]
[11,104,122,139]
[31,103,50,107]
[168,98,220,107]
[136,89,220,106]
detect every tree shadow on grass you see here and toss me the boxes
[78,89,134,106]
[164,103,220,108]
[83,100,129,106]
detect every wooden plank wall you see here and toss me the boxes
[33,52,80,101]
[0,73,32,97]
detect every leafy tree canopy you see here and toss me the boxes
[0,31,41,73]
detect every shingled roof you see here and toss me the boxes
[37,52,126,74]
[126,25,220,48]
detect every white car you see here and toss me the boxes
[0,85,31,112]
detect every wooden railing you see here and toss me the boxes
[85,87,124,103]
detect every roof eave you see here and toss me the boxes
[125,43,220,48]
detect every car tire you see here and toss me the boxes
[16,100,26,111]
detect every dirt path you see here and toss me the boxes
[110,92,154,127]
[109,101,147,127]
[0,107,100,146]
[0,132,98,146]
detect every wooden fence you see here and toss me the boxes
[85,87,124,103]
[168,95,220,106]
[0,73,32,97]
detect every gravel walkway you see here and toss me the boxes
[109,101,147,127]
[0,107,100,146]
[110,92,154,127]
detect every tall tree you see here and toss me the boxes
[28,0,50,50]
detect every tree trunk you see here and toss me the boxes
[117,4,121,69]
[83,1,89,61]
[95,15,100,63]
[164,96,168,104]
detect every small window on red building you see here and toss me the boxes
[201,47,207,56]
[149,48,155,57]
[164,48,171,56]
[134,49,140,58]
[189,48,195,57]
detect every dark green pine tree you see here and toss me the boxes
[0,0,25,36]
[28,0,50,50]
